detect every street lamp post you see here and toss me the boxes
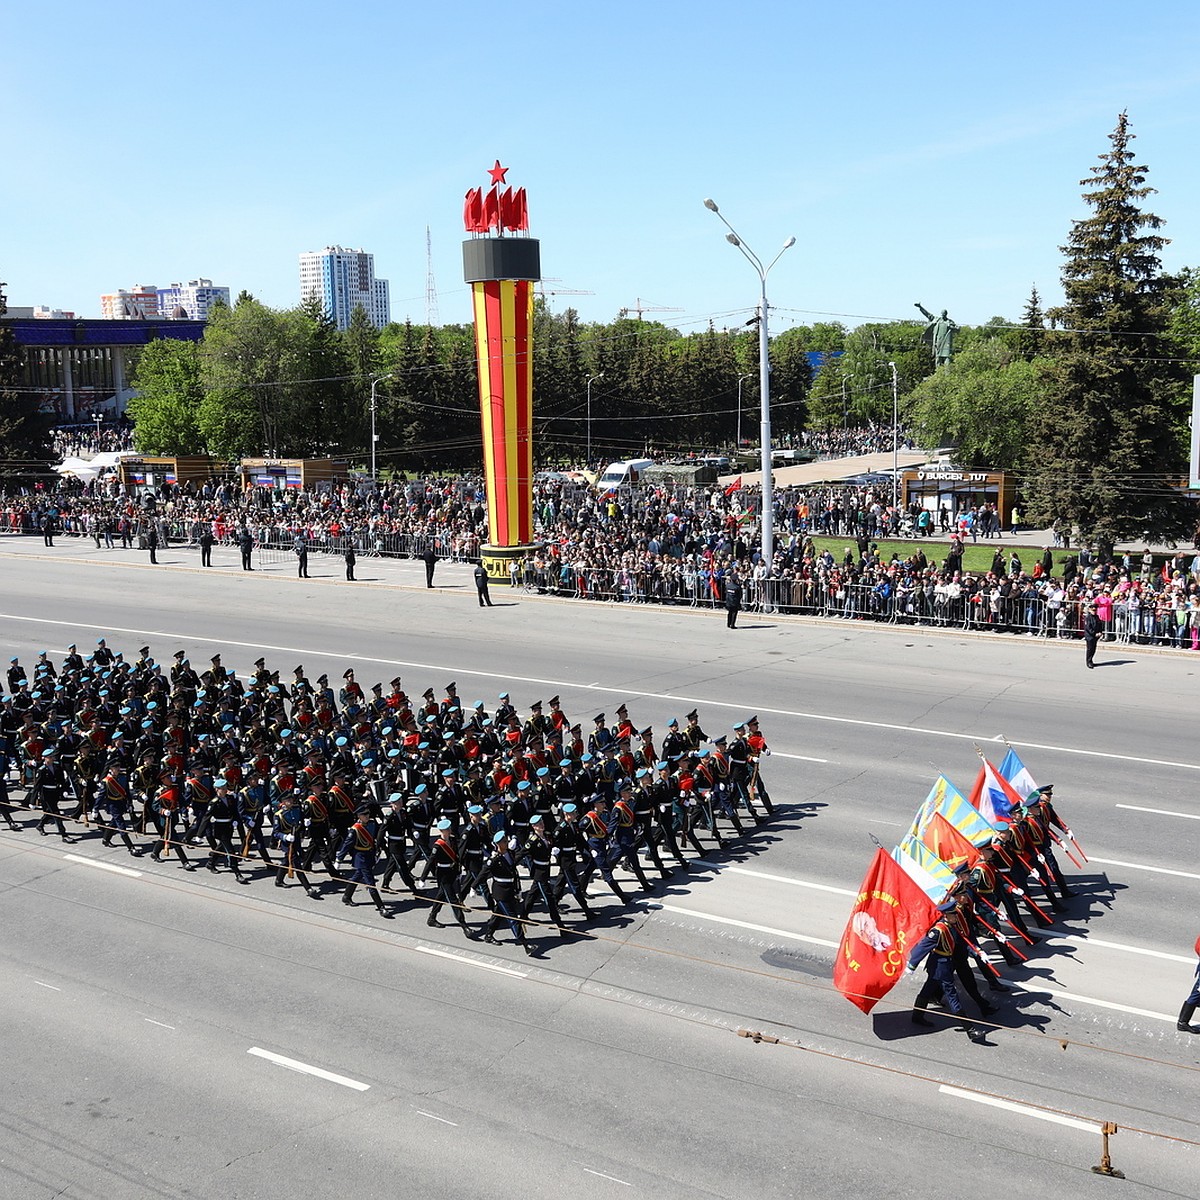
[586,373,603,466]
[736,372,753,450]
[369,372,393,483]
[887,361,899,509]
[704,198,794,572]
[91,410,104,447]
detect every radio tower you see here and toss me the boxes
[424,226,439,326]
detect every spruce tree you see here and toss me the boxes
[1015,285,1044,362]
[1025,113,1193,555]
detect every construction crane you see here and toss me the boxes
[619,297,684,321]
[534,278,594,305]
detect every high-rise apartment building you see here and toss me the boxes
[99,285,159,320]
[299,246,390,330]
[157,279,231,320]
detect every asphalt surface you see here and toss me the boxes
[0,534,1197,1199]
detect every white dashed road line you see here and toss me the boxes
[1115,803,1200,821]
[939,1085,1099,1133]
[246,1047,370,1091]
[651,902,839,948]
[63,853,141,878]
[1090,856,1200,881]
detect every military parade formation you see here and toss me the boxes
[1,640,776,956]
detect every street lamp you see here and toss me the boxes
[887,361,899,509]
[704,198,795,571]
[369,372,393,483]
[91,409,104,446]
[586,372,604,466]
[736,372,753,450]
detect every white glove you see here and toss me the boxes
[996,933,1008,944]
[762,748,771,757]
[285,833,294,843]
[1012,887,1024,897]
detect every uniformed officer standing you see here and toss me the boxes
[474,563,493,607]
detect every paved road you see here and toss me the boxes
[0,543,1197,1198]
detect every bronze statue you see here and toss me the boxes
[915,303,958,366]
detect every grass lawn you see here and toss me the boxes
[806,536,1078,576]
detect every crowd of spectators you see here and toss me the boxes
[51,420,136,459]
[9,431,1200,652]
[800,425,917,459]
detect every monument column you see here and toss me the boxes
[462,161,541,581]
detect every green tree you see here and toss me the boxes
[0,281,54,485]
[126,337,205,454]
[1024,113,1193,554]
[1168,266,1200,360]
[906,341,1042,468]
[198,294,291,459]
[1015,286,1045,361]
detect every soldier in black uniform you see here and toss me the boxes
[478,831,531,952]
[374,794,415,895]
[32,748,74,840]
[421,818,476,937]
[206,778,248,881]
[519,814,562,942]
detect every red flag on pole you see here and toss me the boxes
[482,186,500,231]
[463,188,484,232]
[724,476,743,497]
[833,848,940,1014]
[921,812,980,872]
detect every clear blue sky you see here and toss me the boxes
[6,2,1200,336]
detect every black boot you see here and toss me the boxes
[1178,1003,1198,1033]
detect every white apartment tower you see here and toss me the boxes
[299,246,391,331]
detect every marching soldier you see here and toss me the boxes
[338,807,391,917]
[420,818,475,937]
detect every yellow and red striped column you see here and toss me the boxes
[463,213,541,580]
[471,277,534,548]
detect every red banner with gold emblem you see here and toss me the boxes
[833,848,940,1014]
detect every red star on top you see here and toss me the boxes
[487,159,509,185]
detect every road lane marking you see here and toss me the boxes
[415,1110,458,1126]
[415,945,528,978]
[1048,934,1195,964]
[1089,856,1200,881]
[33,980,61,991]
[1116,803,1200,821]
[578,1166,631,1186]
[1,612,1192,771]
[246,1047,370,1091]
[144,1018,176,1030]
[771,752,829,763]
[939,1085,1099,1133]
[63,853,142,878]
[651,903,838,948]
[695,863,856,897]
[1011,981,1175,1023]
